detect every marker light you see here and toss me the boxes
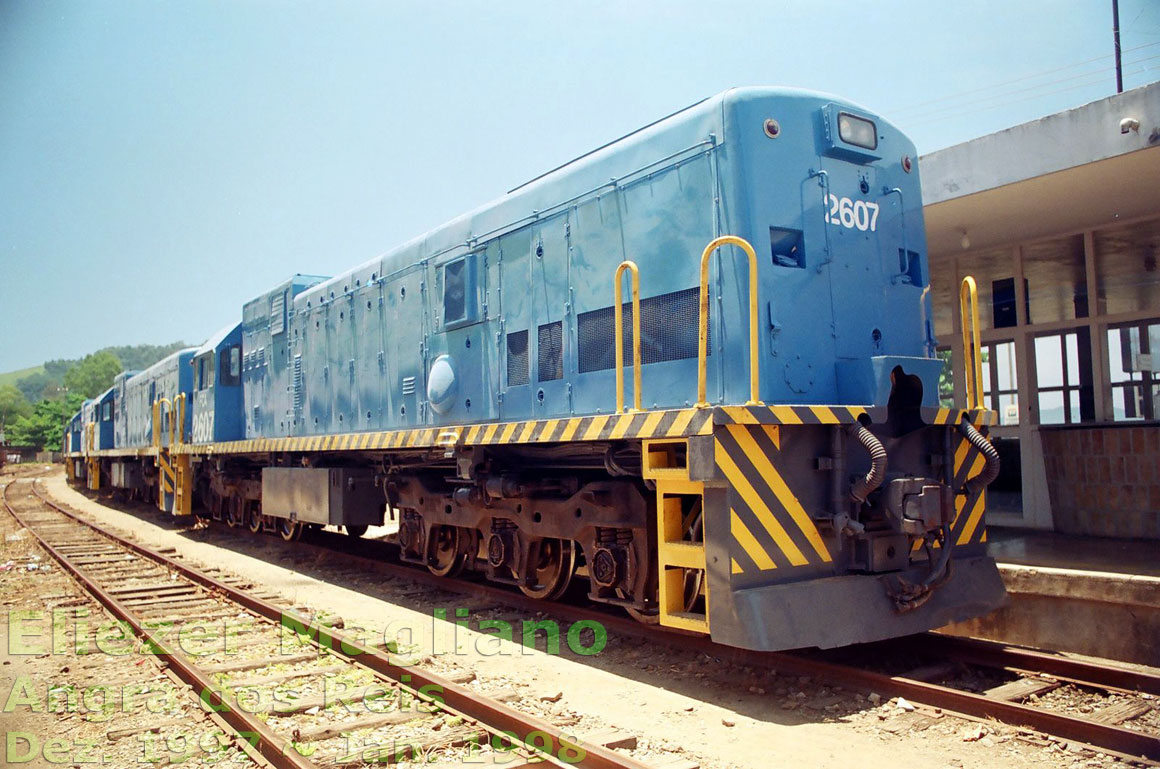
[837,112,877,150]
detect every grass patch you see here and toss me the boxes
[0,365,44,387]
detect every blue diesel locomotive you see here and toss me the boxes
[66,87,1004,650]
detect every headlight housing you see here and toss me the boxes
[837,112,878,150]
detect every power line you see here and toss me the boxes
[886,41,1160,116]
[906,64,1153,129]
[902,53,1160,124]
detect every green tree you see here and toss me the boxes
[43,358,76,381]
[15,371,57,402]
[102,341,187,371]
[6,392,85,450]
[0,384,33,427]
[62,351,123,398]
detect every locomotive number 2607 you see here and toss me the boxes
[824,194,880,232]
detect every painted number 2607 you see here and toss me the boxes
[824,194,879,232]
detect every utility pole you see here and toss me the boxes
[1112,0,1123,94]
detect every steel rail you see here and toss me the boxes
[27,478,1160,762]
[148,501,1160,762]
[225,514,1160,700]
[904,633,1160,696]
[3,479,321,769]
[22,480,655,769]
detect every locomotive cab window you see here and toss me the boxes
[196,355,212,391]
[441,253,480,330]
[443,258,467,325]
[220,345,241,387]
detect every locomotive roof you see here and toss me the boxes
[300,86,885,298]
[195,322,241,358]
[124,346,199,386]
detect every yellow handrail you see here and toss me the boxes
[172,393,186,446]
[153,397,171,449]
[697,236,761,407]
[614,260,642,413]
[959,276,984,409]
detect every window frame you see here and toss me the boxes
[219,345,241,388]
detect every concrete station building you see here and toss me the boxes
[921,81,1160,540]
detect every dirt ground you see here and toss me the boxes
[1,466,1149,769]
[0,468,256,767]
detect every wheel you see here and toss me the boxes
[625,605,660,624]
[247,503,263,534]
[682,503,705,612]
[226,498,245,528]
[345,524,368,539]
[623,501,702,622]
[278,519,303,542]
[427,525,466,577]
[519,538,575,600]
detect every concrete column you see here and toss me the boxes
[1083,230,1112,422]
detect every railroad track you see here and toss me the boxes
[1,476,666,769]
[22,472,1160,764]
[148,493,1160,763]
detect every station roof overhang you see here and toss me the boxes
[920,81,1160,257]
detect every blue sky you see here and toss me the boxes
[1,0,1157,372]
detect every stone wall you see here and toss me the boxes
[1040,424,1160,539]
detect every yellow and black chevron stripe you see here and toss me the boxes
[718,405,868,425]
[928,407,997,427]
[718,404,994,427]
[911,411,993,553]
[948,414,992,548]
[716,423,834,578]
[174,407,716,456]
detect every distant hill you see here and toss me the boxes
[0,365,44,388]
[1,342,188,404]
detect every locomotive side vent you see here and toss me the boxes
[270,292,286,335]
[507,330,529,387]
[291,354,303,418]
[538,322,563,382]
[578,286,707,373]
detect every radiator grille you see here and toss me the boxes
[538,322,563,382]
[507,330,529,387]
[577,286,706,373]
[292,354,303,416]
[270,293,286,335]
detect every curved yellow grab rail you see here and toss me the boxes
[960,276,984,410]
[697,236,761,407]
[152,397,172,449]
[614,260,642,413]
[173,393,186,446]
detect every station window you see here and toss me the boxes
[936,347,954,408]
[1095,219,1160,315]
[1034,330,1094,424]
[1023,235,1087,323]
[1107,320,1160,421]
[220,345,241,387]
[980,340,1019,425]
